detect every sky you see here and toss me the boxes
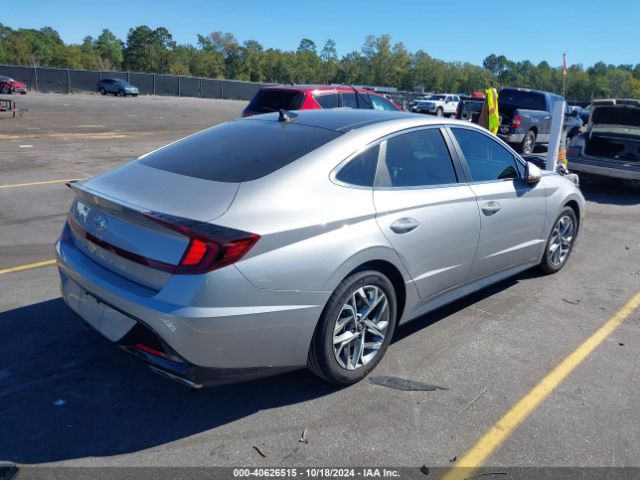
[4,0,639,68]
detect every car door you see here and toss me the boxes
[448,126,547,280]
[373,127,481,300]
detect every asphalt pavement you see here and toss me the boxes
[1,93,639,472]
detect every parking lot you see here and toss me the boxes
[1,93,640,473]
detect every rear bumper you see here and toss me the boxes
[567,155,640,180]
[498,132,525,143]
[56,233,328,384]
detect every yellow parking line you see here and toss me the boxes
[0,259,57,275]
[0,178,85,189]
[443,290,640,480]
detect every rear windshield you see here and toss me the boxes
[139,120,342,182]
[499,90,547,111]
[246,90,304,114]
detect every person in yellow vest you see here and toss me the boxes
[478,88,500,135]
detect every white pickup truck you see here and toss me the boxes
[412,94,460,117]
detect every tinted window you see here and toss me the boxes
[140,120,341,182]
[499,89,548,111]
[246,90,304,114]
[341,93,358,108]
[335,145,379,187]
[370,95,398,111]
[382,129,457,187]
[315,93,339,109]
[451,128,521,181]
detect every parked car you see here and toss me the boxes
[56,110,584,387]
[413,94,460,117]
[242,85,401,117]
[0,76,27,94]
[563,109,583,146]
[456,97,485,123]
[498,87,565,154]
[567,98,640,180]
[98,78,139,97]
[407,95,432,112]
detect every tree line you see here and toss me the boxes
[1,23,640,100]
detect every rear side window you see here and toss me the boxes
[315,93,339,109]
[140,120,342,182]
[451,128,521,181]
[340,93,358,109]
[381,129,458,187]
[246,90,304,114]
[335,145,379,187]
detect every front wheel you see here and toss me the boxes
[99,87,106,95]
[308,270,397,385]
[436,107,444,117]
[539,207,577,274]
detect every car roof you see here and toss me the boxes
[242,108,460,133]
[259,84,383,95]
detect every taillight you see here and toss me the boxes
[511,114,522,129]
[142,211,260,275]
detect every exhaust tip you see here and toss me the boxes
[149,366,203,389]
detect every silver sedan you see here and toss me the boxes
[56,109,585,387]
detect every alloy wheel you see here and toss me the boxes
[332,285,390,371]
[548,215,574,267]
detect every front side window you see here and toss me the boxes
[335,145,379,187]
[451,128,522,181]
[370,95,398,111]
[380,129,458,188]
[315,93,339,109]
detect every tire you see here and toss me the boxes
[119,90,126,97]
[1,86,10,94]
[308,270,397,385]
[519,130,536,154]
[436,107,444,117]
[538,207,577,274]
[99,87,106,95]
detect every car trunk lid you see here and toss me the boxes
[67,162,240,290]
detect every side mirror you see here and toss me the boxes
[525,161,542,184]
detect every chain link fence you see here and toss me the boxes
[0,65,269,101]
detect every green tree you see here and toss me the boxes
[93,29,123,70]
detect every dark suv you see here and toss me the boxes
[242,85,401,117]
[98,78,139,97]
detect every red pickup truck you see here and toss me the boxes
[0,76,27,94]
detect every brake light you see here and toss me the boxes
[142,212,260,275]
[511,114,522,128]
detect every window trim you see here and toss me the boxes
[373,125,464,191]
[445,125,527,185]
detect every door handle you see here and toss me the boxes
[390,217,420,234]
[481,201,502,215]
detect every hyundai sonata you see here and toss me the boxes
[56,109,585,387]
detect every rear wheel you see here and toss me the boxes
[308,270,397,385]
[519,130,536,154]
[539,207,577,274]
[1,86,10,94]
[99,87,106,95]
